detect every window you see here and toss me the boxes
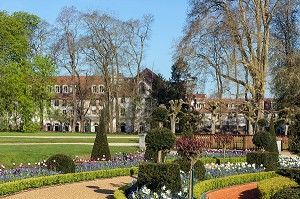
[139,82,146,94]
[99,85,104,93]
[63,85,68,93]
[55,85,61,93]
[62,110,67,115]
[54,100,59,107]
[120,108,126,116]
[91,85,97,93]
[92,109,97,114]
[121,97,125,103]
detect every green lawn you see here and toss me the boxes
[0,137,138,143]
[0,144,139,166]
[0,132,138,137]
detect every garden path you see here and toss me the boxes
[2,176,133,199]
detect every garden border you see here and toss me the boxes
[0,167,138,196]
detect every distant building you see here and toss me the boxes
[43,68,156,133]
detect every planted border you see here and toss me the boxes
[258,176,299,199]
[194,171,278,199]
[0,167,138,196]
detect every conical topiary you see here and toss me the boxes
[267,117,279,154]
[91,108,111,161]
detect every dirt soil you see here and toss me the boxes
[206,182,258,199]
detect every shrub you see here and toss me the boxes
[144,147,166,162]
[258,118,269,128]
[277,168,300,184]
[145,128,176,162]
[246,152,279,171]
[137,162,181,193]
[272,188,300,199]
[289,113,300,153]
[258,176,298,199]
[91,110,111,160]
[252,130,270,150]
[145,128,176,151]
[173,157,206,180]
[46,154,75,174]
[267,118,279,154]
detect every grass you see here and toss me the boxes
[0,132,138,137]
[0,137,138,143]
[0,144,140,166]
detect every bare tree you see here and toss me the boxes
[123,15,153,132]
[177,0,280,133]
[53,6,86,132]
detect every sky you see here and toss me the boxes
[0,0,189,80]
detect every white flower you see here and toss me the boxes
[162,185,166,191]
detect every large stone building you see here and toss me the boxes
[43,68,155,133]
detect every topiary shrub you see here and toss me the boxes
[46,154,75,173]
[144,147,166,162]
[272,188,300,199]
[267,117,279,154]
[145,127,176,162]
[257,118,269,129]
[252,130,270,151]
[91,109,111,161]
[137,162,181,193]
[246,151,279,171]
[173,157,206,181]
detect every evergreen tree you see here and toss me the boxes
[91,108,111,161]
[267,117,279,154]
[289,113,300,153]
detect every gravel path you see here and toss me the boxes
[2,176,133,199]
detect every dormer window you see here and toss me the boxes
[55,85,61,93]
[91,85,105,93]
[91,85,97,93]
[99,85,104,93]
[63,85,68,93]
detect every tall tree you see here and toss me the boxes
[271,0,300,110]
[177,0,280,133]
[54,6,84,132]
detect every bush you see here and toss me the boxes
[246,152,279,171]
[145,128,176,162]
[144,147,166,162]
[258,176,298,199]
[46,154,75,174]
[91,110,111,160]
[258,118,269,128]
[145,128,176,151]
[173,157,206,180]
[137,162,181,193]
[289,114,300,153]
[252,130,271,150]
[277,168,300,184]
[272,188,300,199]
[267,118,279,154]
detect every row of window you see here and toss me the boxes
[57,107,126,116]
[49,85,105,94]
[53,97,126,107]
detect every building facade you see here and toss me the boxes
[43,69,155,133]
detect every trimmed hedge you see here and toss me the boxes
[272,187,300,199]
[257,176,298,199]
[137,162,181,193]
[194,171,278,199]
[246,151,279,171]
[46,154,75,173]
[277,168,300,184]
[0,167,138,196]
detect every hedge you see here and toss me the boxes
[194,171,278,199]
[258,176,299,199]
[114,171,278,199]
[0,167,138,196]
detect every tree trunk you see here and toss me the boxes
[171,118,176,134]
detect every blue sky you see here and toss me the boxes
[0,0,189,79]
